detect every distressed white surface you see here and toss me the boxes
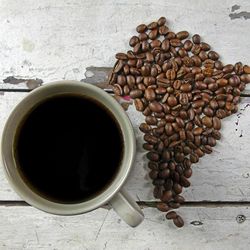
[0,92,250,201]
[1,0,250,249]
[0,205,249,250]
[0,0,250,85]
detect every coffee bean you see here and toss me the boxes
[212,117,221,129]
[216,78,228,87]
[192,100,205,108]
[143,143,154,150]
[166,211,177,220]
[146,116,157,125]
[173,216,184,228]
[192,34,201,44]
[148,29,158,40]
[167,95,178,107]
[229,75,240,87]
[174,195,185,203]
[153,186,164,199]
[202,116,213,128]
[243,65,250,74]
[200,42,211,51]
[216,109,227,119]
[159,169,170,179]
[157,202,170,212]
[159,25,169,35]
[208,51,219,60]
[184,168,192,178]
[134,98,144,111]
[175,30,189,40]
[162,149,171,161]
[173,183,182,194]
[223,64,234,74]
[145,88,156,101]
[203,107,214,117]
[136,24,147,33]
[144,134,158,145]
[180,83,192,92]
[157,17,167,26]
[148,21,158,30]
[149,169,158,179]
[161,190,173,202]
[183,40,192,51]
[149,101,163,113]
[207,136,216,147]
[147,152,160,162]
[240,74,250,83]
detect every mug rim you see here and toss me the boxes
[1,80,136,215]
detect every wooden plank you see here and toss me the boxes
[0,205,249,250]
[0,0,250,92]
[0,92,250,202]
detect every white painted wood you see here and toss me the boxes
[0,0,250,90]
[0,205,249,250]
[0,92,250,202]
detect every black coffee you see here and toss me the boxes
[14,94,124,203]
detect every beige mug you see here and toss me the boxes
[1,80,144,227]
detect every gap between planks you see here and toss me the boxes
[0,200,250,208]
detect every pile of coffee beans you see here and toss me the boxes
[109,17,250,227]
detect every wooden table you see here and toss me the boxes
[1,0,250,249]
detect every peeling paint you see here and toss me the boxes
[231,4,241,12]
[2,76,43,89]
[229,11,250,20]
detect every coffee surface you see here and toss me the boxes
[15,94,124,203]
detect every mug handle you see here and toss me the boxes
[109,188,144,227]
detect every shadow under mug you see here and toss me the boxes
[1,80,144,227]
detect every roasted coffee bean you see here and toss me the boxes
[176,31,189,40]
[148,29,158,40]
[157,17,166,26]
[243,65,250,74]
[229,75,240,87]
[166,211,177,220]
[174,195,185,203]
[207,136,216,147]
[145,88,156,101]
[203,107,214,117]
[183,39,192,51]
[167,95,178,106]
[159,169,170,179]
[143,143,154,151]
[184,168,192,178]
[190,153,199,163]
[240,74,250,83]
[161,190,173,202]
[148,21,158,30]
[180,175,191,187]
[136,24,147,33]
[216,109,227,119]
[223,64,234,74]
[202,116,213,128]
[149,169,158,179]
[129,36,140,47]
[147,152,160,162]
[212,117,221,129]
[159,25,169,35]
[208,51,219,60]
[153,186,164,199]
[144,134,158,145]
[134,98,144,111]
[139,123,151,133]
[146,115,157,125]
[149,101,163,112]
[148,161,158,170]
[157,203,170,212]
[173,216,184,228]
[173,183,182,194]
[168,201,180,209]
[192,34,201,44]
[130,89,143,99]
[200,42,211,51]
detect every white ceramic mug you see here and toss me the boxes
[1,80,144,227]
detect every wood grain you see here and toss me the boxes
[0,92,250,202]
[0,205,249,250]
